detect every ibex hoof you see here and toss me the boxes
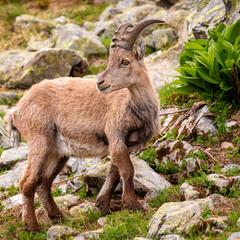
[24,223,41,233]
[95,199,110,216]
[123,200,143,212]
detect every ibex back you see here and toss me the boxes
[6,19,163,232]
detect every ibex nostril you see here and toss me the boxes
[98,80,105,86]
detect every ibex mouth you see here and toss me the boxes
[99,85,111,93]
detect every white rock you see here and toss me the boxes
[221,164,240,174]
[207,174,233,192]
[47,225,79,240]
[221,142,234,149]
[226,121,238,131]
[2,193,22,209]
[186,157,200,174]
[54,194,81,210]
[161,235,186,240]
[73,229,103,240]
[228,232,240,240]
[180,182,200,201]
[69,200,100,216]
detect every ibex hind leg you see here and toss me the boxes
[20,138,53,232]
[96,162,120,215]
[36,154,68,224]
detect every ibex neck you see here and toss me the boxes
[128,65,158,106]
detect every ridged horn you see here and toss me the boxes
[111,19,164,50]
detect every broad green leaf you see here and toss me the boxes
[222,20,240,44]
[179,67,197,77]
[179,76,206,89]
[215,49,227,68]
[170,79,184,85]
[233,35,240,50]
[236,50,240,63]
[220,68,232,79]
[208,29,223,41]
[210,59,220,80]
[185,42,205,50]
[192,39,208,46]
[184,49,195,58]
[220,81,233,91]
[185,61,196,68]
[197,68,219,84]
[195,55,209,69]
[225,59,235,69]
[174,84,202,95]
[215,23,226,33]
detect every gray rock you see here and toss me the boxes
[116,0,136,11]
[134,238,151,240]
[186,157,200,174]
[187,0,240,39]
[226,121,238,131]
[0,105,9,116]
[180,182,200,201]
[207,174,233,192]
[54,23,107,55]
[0,160,27,188]
[0,146,28,168]
[146,44,183,89]
[53,16,69,24]
[84,157,171,196]
[54,194,81,210]
[145,28,176,50]
[222,164,240,174]
[147,195,221,237]
[47,225,79,240]
[0,116,11,149]
[155,139,194,167]
[161,235,186,240]
[0,48,87,89]
[204,216,228,234]
[2,193,22,209]
[70,200,100,216]
[27,39,55,51]
[228,232,240,240]
[14,14,56,32]
[73,229,103,240]
[58,184,68,194]
[194,105,217,139]
[232,175,240,189]
[99,6,121,22]
[97,217,107,227]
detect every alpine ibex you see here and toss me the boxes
[6,19,163,232]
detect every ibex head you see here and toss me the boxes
[97,19,164,94]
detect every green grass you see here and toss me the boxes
[88,64,107,75]
[100,210,153,240]
[138,147,157,168]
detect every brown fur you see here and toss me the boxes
[7,39,160,232]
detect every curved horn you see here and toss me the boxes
[112,19,164,50]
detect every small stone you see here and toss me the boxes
[97,217,107,227]
[133,238,151,240]
[73,229,103,240]
[2,194,22,209]
[221,164,240,174]
[180,182,200,201]
[228,232,240,240]
[232,175,240,189]
[207,174,233,192]
[226,121,238,131]
[27,39,55,51]
[47,225,79,240]
[69,200,100,216]
[204,216,228,234]
[186,157,200,174]
[53,16,69,24]
[54,194,81,210]
[161,235,186,240]
[221,142,234,149]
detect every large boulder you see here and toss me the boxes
[0,48,88,89]
[187,0,240,39]
[147,194,224,238]
[54,23,107,55]
[84,157,171,196]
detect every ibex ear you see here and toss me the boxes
[135,37,145,65]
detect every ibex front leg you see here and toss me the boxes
[111,143,143,211]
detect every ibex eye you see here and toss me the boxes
[121,60,130,66]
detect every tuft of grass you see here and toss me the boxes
[51,187,63,197]
[138,147,157,168]
[100,210,153,240]
[74,186,87,199]
[155,160,180,174]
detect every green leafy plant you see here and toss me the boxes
[155,160,180,174]
[172,20,240,102]
[139,147,157,168]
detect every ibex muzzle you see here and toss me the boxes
[6,18,163,232]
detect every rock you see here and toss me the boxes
[53,16,69,24]
[73,229,103,240]
[97,217,107,227]
[0,116,11,149]
[222,164,240,174]
[0,105,9,115]
[228,232,240,240]
[0,146,28,169]
[237,218,240,228]
[14,14,56,32]
[54,194,81,210]
[0,193,6,200]
[0,49,88,89]
[155,139,194,167]
[194,106,217,139]
[156,0,180,8]
[187,0,240,39]
[207,174,233,192]
[204,216,228,234]
[147,195,217,238]
[84,157,171,196]
[185,157,200,174]
[47,225,79,240]
[2,193,22,209]
[116,0,136,11]
[58,184,68,194]
[0,92,18,103]
[161,235,186,240]
[146,43,183,89]
[61,157,101,176]
[143,190,160,207]
[99,6,121,22]
[69,200,100,216]
[232,175,240,189]
[180,182,200,201]
[134,238,151,240]
[221,142,234,149]
[0,160,27,188]
[54,23,107,55]
[226,121,238,131]
[145,28,176,50]
[27,39,55,51]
